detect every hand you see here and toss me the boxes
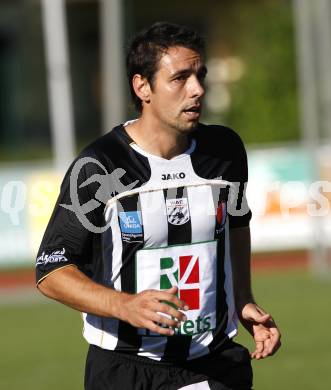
[117,286,189,336]
[239,303,281,360]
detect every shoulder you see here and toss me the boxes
[61,125,130,187]
[193,123,246,158]
[79,125,130,162]
[67,125,134,176]
[58,126,132,205]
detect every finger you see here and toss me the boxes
[259,335,274,359]
[165,286,178,293]
[270,326,281,340]
[258,338,269,359]
[253,326,271,342]
[244,309,271,325]
[253,313,272,324]
[154,290,189,311]
[267,329,281,355]
[268,327,281,344]
[261,338,273,358]
[150,312,182,329]
[145,320,175,336]
[253,326,278,358]
[262,337,281,358]
[258,331,281,358]
[252,340,264,359]
[153,302,187,322]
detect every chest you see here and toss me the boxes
[103,150,232,248]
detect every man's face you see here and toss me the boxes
[146,46,207,133]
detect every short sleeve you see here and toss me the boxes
[35,153,105,285]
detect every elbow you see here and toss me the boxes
[36,277,55,300]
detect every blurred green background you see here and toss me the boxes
[0,0,300,162]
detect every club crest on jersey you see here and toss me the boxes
[166,198,190,225]
[119,211,143,243]
[216,201,227,235]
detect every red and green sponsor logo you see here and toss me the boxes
[160,255,212,335]
[160,255,200,310]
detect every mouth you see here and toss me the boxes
[182,105,201,120]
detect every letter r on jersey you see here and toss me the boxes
[160,255,200,310]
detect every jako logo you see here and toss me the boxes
[161,172,186,180]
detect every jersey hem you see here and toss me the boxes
[36,264,78,286]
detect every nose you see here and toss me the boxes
[188,75,205,98]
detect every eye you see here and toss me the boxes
[198,71,207,82]
[197,66,208,83]
[174,75,187,82]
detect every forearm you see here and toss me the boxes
[37,265,128,318]
[229,226,255,311]
[37,265,188,336]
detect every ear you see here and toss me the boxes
[132,74,151,105]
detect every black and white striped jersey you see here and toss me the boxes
[36,122,251,362]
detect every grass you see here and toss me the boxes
[0,300,87,390]
[1,270,330,389]
[236,270,331,390]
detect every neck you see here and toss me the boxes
[124,116,190,160]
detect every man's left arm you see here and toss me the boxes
[230,226,281,359]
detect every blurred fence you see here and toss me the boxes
[0,163,61,267]
[248,145,331,252]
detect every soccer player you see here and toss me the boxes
[36,21,281,390]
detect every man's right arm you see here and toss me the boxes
[37,153,188,336]
[37,265,188,336]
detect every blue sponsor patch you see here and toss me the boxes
[119,211,143,234]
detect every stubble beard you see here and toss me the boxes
[165,113,200,135]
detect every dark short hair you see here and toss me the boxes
[126,21,205,112]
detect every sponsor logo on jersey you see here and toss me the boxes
[161,172,186,180]
[160,255,200,309]
[216,201,227,235]
[119,211,143,243]
[159,254,211,335]
[166,198,190,225]
[135,241,217,336]
[36,248,68,267]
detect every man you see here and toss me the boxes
[36,21,281,390]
